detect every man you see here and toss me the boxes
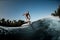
[23,11,31,24]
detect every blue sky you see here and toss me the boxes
[0,0,60,21]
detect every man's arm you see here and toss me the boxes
[23,13,26,16]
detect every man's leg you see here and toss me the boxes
[27,18,31,24]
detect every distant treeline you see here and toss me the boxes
[0,18,25,27]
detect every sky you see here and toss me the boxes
[0,0,60,22]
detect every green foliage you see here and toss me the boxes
[0,18,25,27]
[51,5,60,18]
